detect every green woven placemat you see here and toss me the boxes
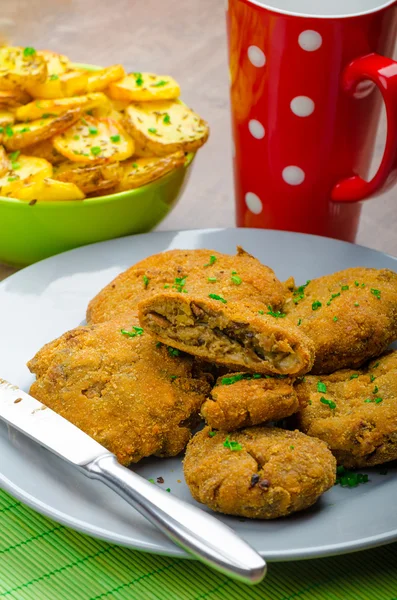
[0,489,396,600]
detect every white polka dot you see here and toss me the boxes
[282,166,305,186]
[248,119,265,139]
[290,96,315,117]
[245,192,262,214]
[298,30,322,52]
[248,46,266,68]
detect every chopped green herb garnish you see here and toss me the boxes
[9,151,20,161]
[143,275,149,288]
[297,318,302,326]
[23,47,36,57]
[11,162,20,170]
[354,302,359,307]
[333,316,338,322]
[341,285,349,291]
[0,127,3,133]
[148,127,157,134]
[5,125,13,137]
[364,397,383,404]
[223,436,243,452]
[167,346,180,357]
[221,373,262,386]
[152,80,169,87]
[370,374,376,383]
[49,73,59,80]
[89,127,98,135]
[349,374,359,380]
[120,326,144,338]
[231,274,242,285]
[19,127,30,133]
[354,281,360,287]
[91,146,101,156]
[372,362,380,369]
[317,381,327,393]
[169,375,178,380]
[266,306,286,318]
[81,118,89,126]
[375,397,383,404]
[209,293,227,303]
[166,488,171,492]
[327,292,341,306]
[312,300,322,311]
[289,445,294,450]
[134,72,144,86]
[258,310,264,315]
[41,113,56,118]
[148,478,155,484]
[204,255,217,267]
[156,342,162,348]
[7,176,18,182]
[320,396,336,409]
[373,386,379,394]
[173,276,187,292]
[371,288,381,299]
[293,280,311,304]
[208,430,217,438]
[73,135,80,140]
[132,162,138,168]
[207,277,217,283]
[335,466,369,487]
[361,283,366,288]
[110,134,120,143]
[163,113,171,124]
[164,284,170,289]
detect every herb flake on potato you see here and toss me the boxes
[0,154,52,196]
[115,152,186,191]
[54,161,123,194]
[0,46,47,89]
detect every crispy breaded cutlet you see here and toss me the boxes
[184,426,336,519]
[294,350,397,468]
[27,316,210,466]
[284,267,397,374]
[200,373,299,431]
[87,247,286,324]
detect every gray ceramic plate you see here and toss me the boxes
[0,228,396,561]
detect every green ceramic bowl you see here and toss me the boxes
[0,153,194,266]
[0,63,195,266]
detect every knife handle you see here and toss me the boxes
[83,454,266,585]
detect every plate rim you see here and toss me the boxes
[1,227,397,561]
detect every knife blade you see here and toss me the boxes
[0,377,267,585]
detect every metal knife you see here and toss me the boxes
[0,378,267,585]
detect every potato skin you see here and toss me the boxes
[184,426,336,519]
[294,350,397,468]
[284,267,397,374]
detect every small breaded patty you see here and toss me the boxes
[87,247,286,324]
[27,317,210,466]
[284,267,397,374]
[294,351,397,468]
[201,373,299,431]
[139,294,314,376]
[184,426,336,519]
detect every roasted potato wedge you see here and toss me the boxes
[0,154,52,196]
[15,92,108,122]
[115,152,185,191]
[0,88,31,108]
[108,72,180,102]
[2,109,83,151]
[53,115,134,164]
[124,100,209,156]
[39,50,70,76]
[13,177,85,202]
[0,46,47,89]
[0,146,10,176]
[0,110,14,126]
[53,160,122,194]
[26,69,88,99]
[24,139,66,165]
[87,64,125,93]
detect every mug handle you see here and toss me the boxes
[332,53,397,202]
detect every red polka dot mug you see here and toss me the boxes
[227,0,397,241]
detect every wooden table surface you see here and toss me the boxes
[0,0,396,282]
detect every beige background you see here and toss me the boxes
[0,0,396,281]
